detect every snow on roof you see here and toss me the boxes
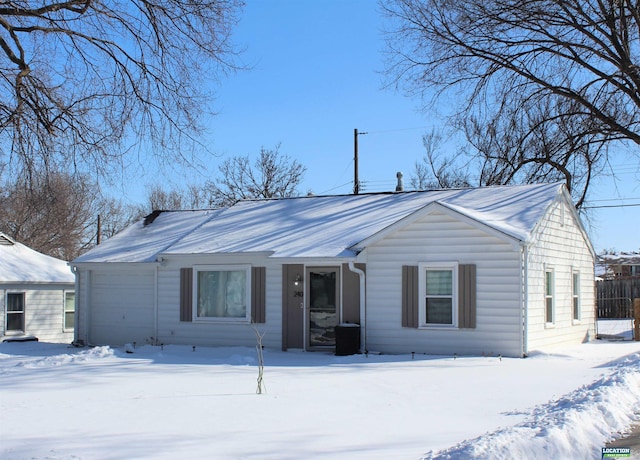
[0,234,74,283]
[432,182,563,240]
[73,182,565,263]
[72,209,225,263]
[598,252,640,265]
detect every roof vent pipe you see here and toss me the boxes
[395,171,404,192]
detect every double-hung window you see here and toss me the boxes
[6,292,25,332]
[419,263,457,327]
[64,291,75,331]
[194,265,250,321]
[572,272,580,321]
[545,269,554,324]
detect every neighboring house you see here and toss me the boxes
[597,252,640,279]
[0,233,75,342]
[71,182,595,357]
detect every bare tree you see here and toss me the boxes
[95,198,144,243]
[145,183,209,211]
[381,0,640,205]
[0,0,243,184]
[458,98,607,208]
[147,185,189,212]
[250,322,266,395]
[411,129,472,190]
[0,171,98,259]
[206,145,306,207]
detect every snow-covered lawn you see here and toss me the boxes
[2,339,640,460]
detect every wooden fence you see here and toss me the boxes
[596,278,640,318]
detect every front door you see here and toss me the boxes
[307,267,340,349]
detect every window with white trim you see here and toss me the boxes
[6,292,25,332]
[572,272,580,321]
[419,263,458,327]
[64,291,75,330]
[545,269,554,323]
[194,265,250,321]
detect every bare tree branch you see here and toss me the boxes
[206,145,307,207]
[0,0,244,185]
[382,0,639,207]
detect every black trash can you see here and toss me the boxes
[334,323,361,356]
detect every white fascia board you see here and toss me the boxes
[160,250,275,258]
[0,281,75,287]
[269,256,357,265]
[562,187,596,258]
[350,201,523,253]
[69,261,159,271]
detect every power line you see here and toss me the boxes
[317,181,352,195]
[588,197,640,202]
[583,203,640,209]
[365,126,430,135]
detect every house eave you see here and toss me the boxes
[0,280,75,286]
[160,250,276,258]
[69,261,160,270]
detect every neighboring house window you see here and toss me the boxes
[419,263,457,327]
[6,292,25,332]
[64,291,75,330]
[194,265,250,321]
[545,269,554,323]
[572,272,580,321]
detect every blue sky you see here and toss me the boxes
[118,0,640,253]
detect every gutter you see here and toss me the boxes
[347,260,366,353]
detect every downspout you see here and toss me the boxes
[154,263,159,345]
[71,265,79,344]
[85,270,92,345]
[348,260,366,353]
[521,244,529,357]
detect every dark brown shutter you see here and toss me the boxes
[251,267,266,323]
[458,264,477,329]
[180,268,193,322]
[402,265,419,328]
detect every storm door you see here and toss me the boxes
[307,267,340,349]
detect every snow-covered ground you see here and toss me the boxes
[2,338,640,460]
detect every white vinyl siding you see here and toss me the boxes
[156,254,281,349]
[1,284,75,342]
[525,200,595,352]
[365,209,524,357]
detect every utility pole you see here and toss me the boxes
[96,214,101,245]
[354,128,367,194]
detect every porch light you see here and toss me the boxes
[294,274,302,286]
